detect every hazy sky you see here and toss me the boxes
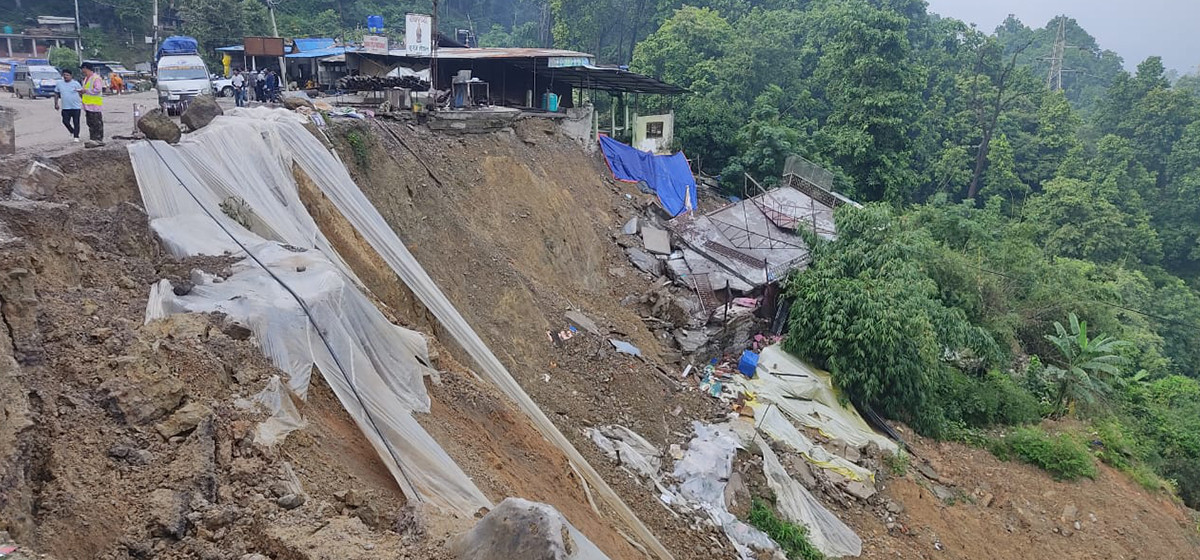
[923,0,1200,73]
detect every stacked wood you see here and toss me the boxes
[336,75,429,92]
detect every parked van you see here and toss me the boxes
[155,36,212,114]
[14,64,60,99]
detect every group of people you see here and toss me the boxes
[52,62,105,148]
[48,63,285,145]
[230,68,281,107]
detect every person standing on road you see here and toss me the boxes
[53,68,83,143]
[254,70,265,102]
[265,69,279,102]
[246,70,259,103]
[109,72,124,95]
[231,68,246,107]
[80,62,105,147]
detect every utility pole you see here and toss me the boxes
[268,0,288,91]
[152,0,159,51]
[1046,17,1067,91]
[73,0,82,63]
[430,0,438,91]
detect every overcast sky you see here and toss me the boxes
[923,0,1200,74]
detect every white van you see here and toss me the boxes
[156,54,213,114]
[14,64,60,99]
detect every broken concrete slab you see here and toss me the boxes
[674,329,709,353]
[843,480,877,501]
[622,216,639,235]
[11,161,64,201]
[564,310,602,335]
[626,247,663,276]
[641,225,671,255]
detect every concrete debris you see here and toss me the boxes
[641,225,671,255]
[674,329,709,353]
[843,480,877,501]
[625,247,663,275]
[609,339,642,357]
[181,95,224,132]
[155,401,214,439]
[564,310,602,336]
[622,217,639,235]
[137,108,182,143]
[915,462,941,482]
[450,497,605,560]
[11,161,64,201]
[665,256,691,283]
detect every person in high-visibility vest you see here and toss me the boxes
[80,62,105,147]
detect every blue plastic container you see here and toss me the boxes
[738,350,759,378]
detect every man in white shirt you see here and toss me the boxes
[231,68,246,108]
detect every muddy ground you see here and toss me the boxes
[0,114,1196,560]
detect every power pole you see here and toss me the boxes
[268,0,288,90]
[73,0,82,63]
[152,0,159,51]
[1046,17,1067,91]
[430,0,439,91]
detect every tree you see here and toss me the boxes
[1024,176,1162,265]
[47,47,77,72]
[980,132,1028,204]
[963,37,1039,200]
[1040,313,1129,418]
[1032,90,1081,186]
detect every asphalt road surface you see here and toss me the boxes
[0,89,236,157]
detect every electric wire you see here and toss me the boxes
[143,139,425,503]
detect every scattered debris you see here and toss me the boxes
[641,225,671,255]
[625,247,664,275]
[609,339,643,357]
[564,310,602,335]
[586,425,662,479]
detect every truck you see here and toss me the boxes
[155,36,213,115]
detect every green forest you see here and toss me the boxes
[13,0,1200,510]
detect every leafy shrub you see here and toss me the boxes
[941,370,1043,428]
[343,127,372,170]
[748,498,824,560]
[998,427,1097,481]
[884,449,909,476]
[1093,418,1137,471]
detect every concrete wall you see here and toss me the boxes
[632,112,674,154]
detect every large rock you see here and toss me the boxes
[147,488,191,539]
[451,498,604,560]
[181,95,224,131]
[155,401,213,438]
[137,109,182,143]
[283,95,315,110]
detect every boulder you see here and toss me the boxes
[137,108,182,143]
[181,95,224,131]
[11,161,63,200]
[451,498,603,560]
[674,329,709,353]
[283,96,315,110]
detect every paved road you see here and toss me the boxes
[0,89,237,157]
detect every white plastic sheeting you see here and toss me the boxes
[128,116,491,516]
[736,344,898,453]
[261,112,672,559]
[755,405,874,483]
[247,375,306,446]
[586,425,662,479]
[671,422,777,559]
[760,441,863,558]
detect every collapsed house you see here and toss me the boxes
[614,154,859,357]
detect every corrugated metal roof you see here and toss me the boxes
[379,47,593,60]
[285,46,346,59]
[294,38,336,52]
[216,45,294,53]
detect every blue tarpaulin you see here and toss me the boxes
[157,36,199,60]
[599,135,698,217]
